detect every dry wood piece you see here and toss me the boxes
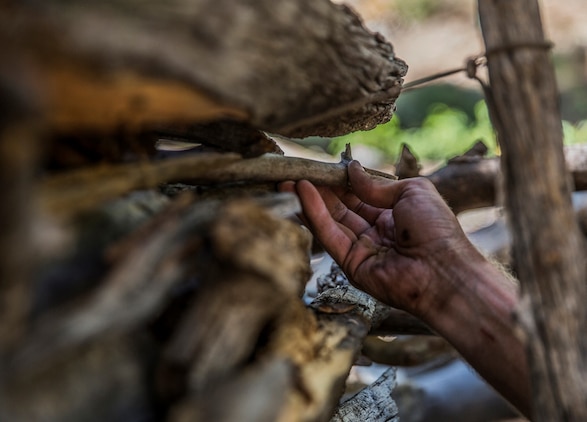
[40,147,396,217]
[427,154,499,214]
[330,367,398,422]
[2,0,406,138]
[1,194,318,421]
[423,144,587,214]
[479,1,587,419]
[163,201,397,422]
[0,117,40,360]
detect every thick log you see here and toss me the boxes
[427,155,499,214]
[479,1,587,420]
[425,144,587,214]
[2,0,406,138]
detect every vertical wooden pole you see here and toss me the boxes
[478,0,587,420]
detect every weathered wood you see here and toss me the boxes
[427,153,499,214]
[330,368,398,422]
[2,0,406,138]
[40,149,395,217]
[0,79,40,360]
[162,201,395,422]
[479,1,587,419]
[425,144,587,214]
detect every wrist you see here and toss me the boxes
[414,240,517,325]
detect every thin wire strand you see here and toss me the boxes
[401,55,486,92]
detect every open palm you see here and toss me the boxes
[281,161,471,316]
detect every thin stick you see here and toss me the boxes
[40,150,396,217]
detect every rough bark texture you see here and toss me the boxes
[41,147,395,218]
[478,1,587,420]
[401,143,587,214]
[0,79,40,359]
[2,0,406,138]
[330,368,399,422]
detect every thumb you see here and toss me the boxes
[348,160,404,209]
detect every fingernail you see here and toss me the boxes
[350,160,365,171]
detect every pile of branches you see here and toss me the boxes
[0,0,409,420]
[4,0,587,421]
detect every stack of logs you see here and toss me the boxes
[0,1,409,420]
[3,0,587,421]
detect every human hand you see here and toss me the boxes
[280,161,479,317]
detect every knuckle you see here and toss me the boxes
[409,177,435,190]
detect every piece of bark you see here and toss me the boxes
[331,367,398,422]
[479,1,587,419]
[3,0,406,138]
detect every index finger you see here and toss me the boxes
[295,180,355,265]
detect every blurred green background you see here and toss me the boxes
[300,0,587,167]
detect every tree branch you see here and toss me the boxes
[40,150,396,217]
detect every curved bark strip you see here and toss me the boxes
[2,0,406,138]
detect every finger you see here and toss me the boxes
[278,181,313,227]
[337,189,385,225]
[278,181,296,194]
[296,180,354,265]
[313,185,372,236]
[348,160,407,209]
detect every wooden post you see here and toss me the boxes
[478,0,587,420]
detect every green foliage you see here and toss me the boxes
[393,0,442,22]
[563,120,587,145]
[328,100,587,163]
[329,101,496,162]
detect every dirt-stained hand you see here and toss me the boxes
[280,160,474,316]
